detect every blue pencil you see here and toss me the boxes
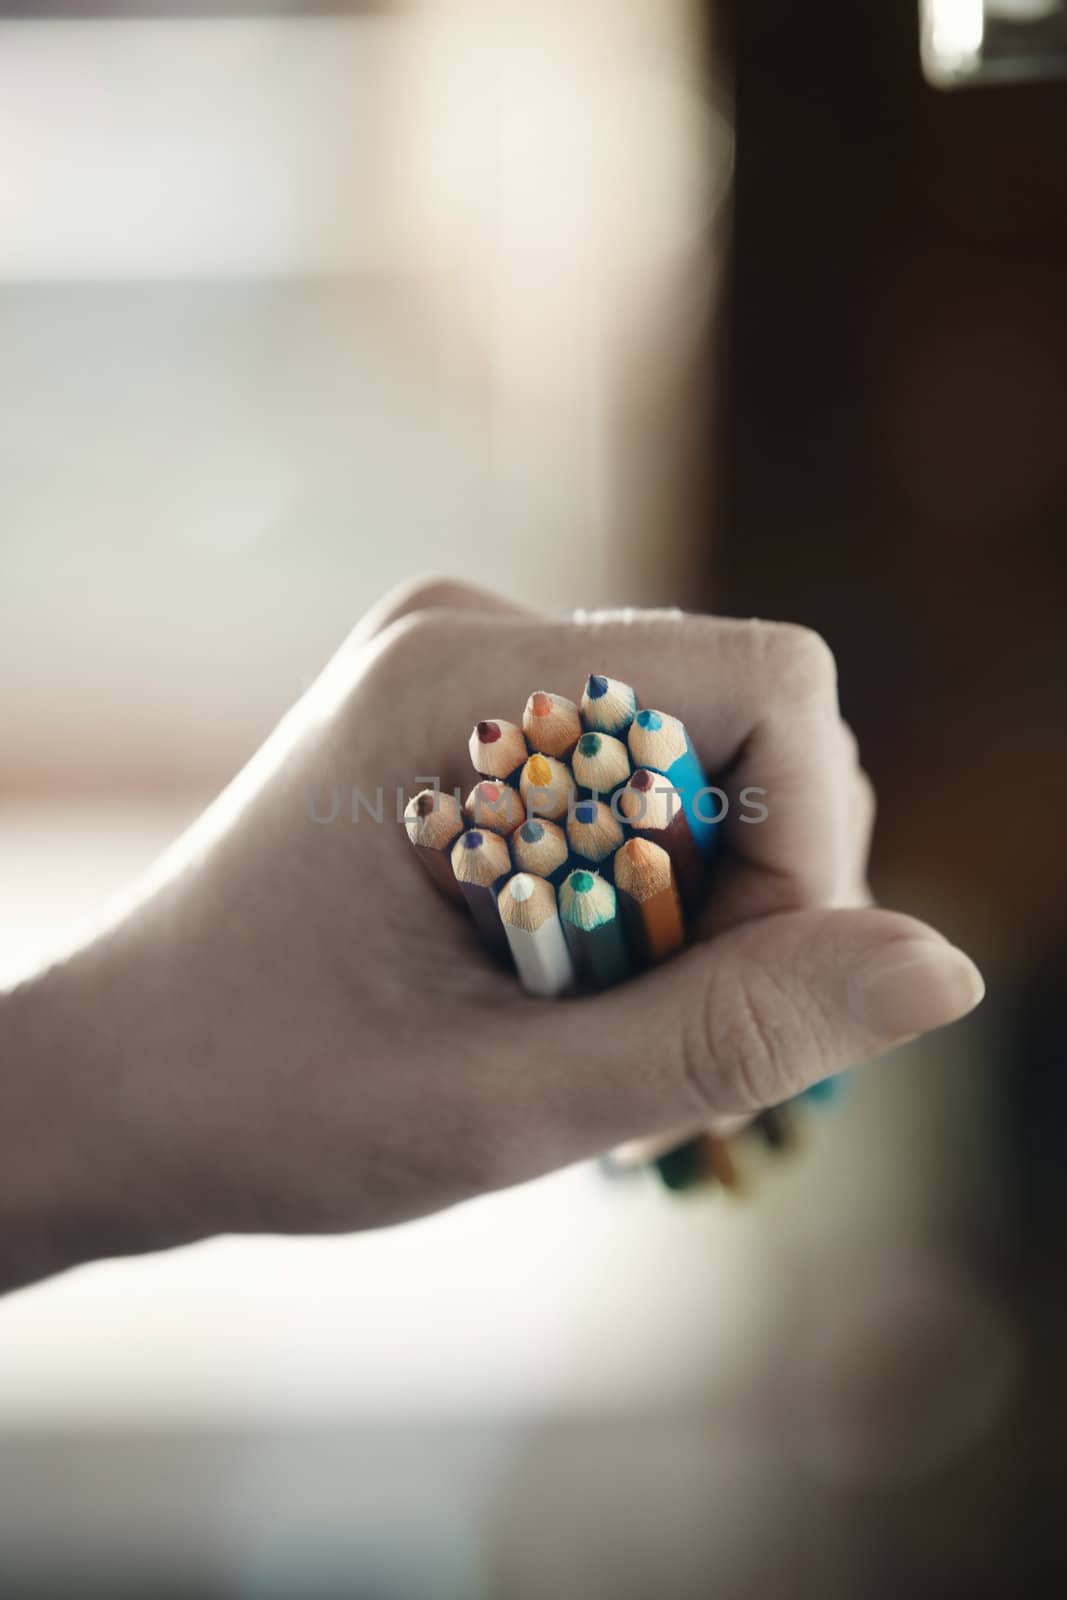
[580,674,637,737]
[627,709,721,860]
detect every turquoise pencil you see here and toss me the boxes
[558,870,632,990]
[627,709,720,860]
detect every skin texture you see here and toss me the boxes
[0,578,984,1295]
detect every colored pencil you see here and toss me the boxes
[580,673,637,736]
[655,1134,741,1193]
[450,829,512,962]
[510,818,570,886]
[627,709,719,859]
[571,731,631,797]
[566,800,623,877]
[617,769,705,917]
[463,779,524,836]
[519,753,574,821]
[468,719,529,784]
[612,837,685,965]
[404,789,467,906]
[558,869,632,989]
[522,691,582,760]
[497,873,576,998]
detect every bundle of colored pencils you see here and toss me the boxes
[406,675,812,1192]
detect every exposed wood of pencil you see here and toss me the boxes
[404,789,466,905]
[580,673,637,736]
[627,708,688,772]
[613,836,684,963]
[519,753,574,821]
[509,817,570,884]
[450,829,512,961]
[522,691,582,759]
[618,770,705,917]
[571,731,631,795]
[468,718,529,782]
[498,873,575,997]
[565,801,623,874]
[463,780,524,835]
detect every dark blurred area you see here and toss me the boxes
[713,0,1067,1588]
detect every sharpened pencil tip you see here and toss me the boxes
[509,873,536,902]
[530,692,553,717]
[476,721,500,743]
[519,820,544,843]
[577,733,601,757]
[586,674,608,699]
[464,831,484,849]
[574,802,597,824]
[572,870,595,894]
[415,792,435,817]
[635,709,662,731]
[526,755,553,787]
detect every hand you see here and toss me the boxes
[0,579,984,1290]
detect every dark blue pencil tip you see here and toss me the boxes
[586,674,608,699]
[464,831,483,849]
[519,820,544,843]
[575,802,597,824]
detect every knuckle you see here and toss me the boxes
[762,621,838,703]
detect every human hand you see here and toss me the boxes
[0,578,984,1287]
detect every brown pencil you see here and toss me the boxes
[450,829,513,963]
[522,691,582,760]
[468,719,529,784]
[612,837,685,964]
[404,789,466,905]
[617,769,705,917]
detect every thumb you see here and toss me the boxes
[553,908,985,1141]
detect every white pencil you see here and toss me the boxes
[497,873,575,998]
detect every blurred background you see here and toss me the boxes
[1,1,1064,1595]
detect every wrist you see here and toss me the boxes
[0,936,203,1295]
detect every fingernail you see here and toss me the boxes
[849,939,985,1039]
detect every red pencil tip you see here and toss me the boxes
[415,792,435,817]
[631,769,655,792]
[476,721,501,743]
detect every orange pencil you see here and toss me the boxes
[523,692,582,760]
[612,837,685,964]
[404,789,466,905]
